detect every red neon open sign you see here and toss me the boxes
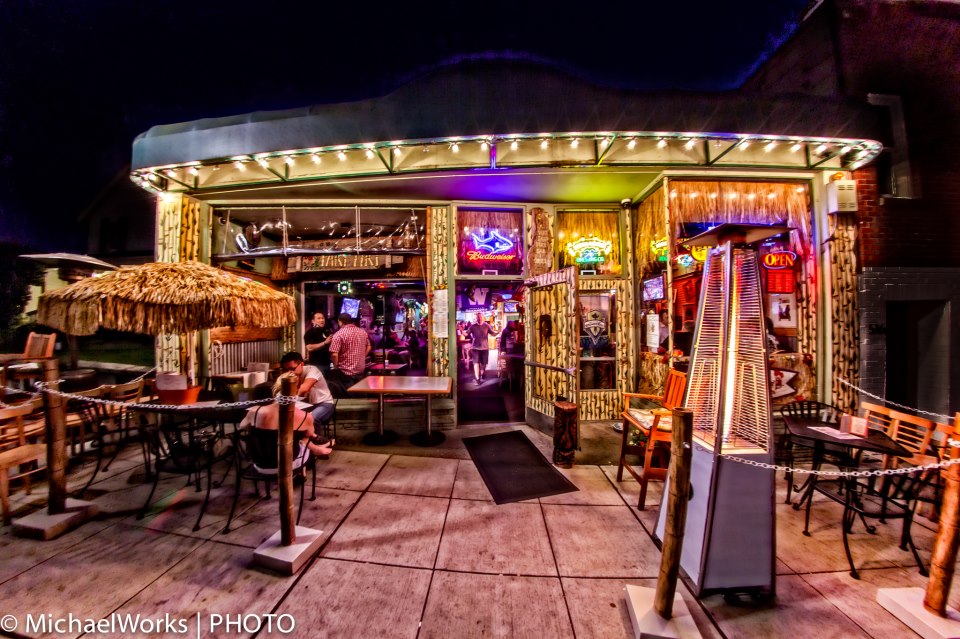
[763,251,797,269]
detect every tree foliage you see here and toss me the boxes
[0,242,43,347]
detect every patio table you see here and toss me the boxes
[348,376,452,446]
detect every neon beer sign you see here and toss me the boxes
[763,250,797,270]
[467,230,516,261]
[566,236,612,264]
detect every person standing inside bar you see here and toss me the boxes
[468,312,500,385]
[329,312,371,388]
[304,312,333,370]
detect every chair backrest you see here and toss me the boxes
[861,401,899,436]
[22,332,56,359]
[887,409,936,459]
[244,427,306,470]
[661,369,687,410]
[109,379,145,403]
[780,400,840,424]
[0,402,36,449]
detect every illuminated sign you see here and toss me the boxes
[676,254,695,268]
[337,281,353,295]
[467,230,516,261]
[763,250,797,270]
[566,236,612,264]
[651,238,668,262]
[690,246,710,262]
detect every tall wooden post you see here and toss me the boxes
[40,358,67,514]
[923,412,960,617]
[655,408,693,619]
[278,376,296,546]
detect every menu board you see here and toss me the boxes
[432,289,449,338]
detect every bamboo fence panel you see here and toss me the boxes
[428,207,450,378]
[830,213,859,413]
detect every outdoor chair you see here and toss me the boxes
[66,386,115,497]
[0,402,47,524]
[803,471,927,579]
[138,419,234,531]
[779,400,850,506]
[617,368,686,509]
[222,426,316,534]
[101,378,146,473]
[0,332,56,394]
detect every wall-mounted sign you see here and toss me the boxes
[676,254,695,268]
[466,230,516,261]
[690,245,710,262]
[763,250,797,270]
[527,207,553,277]
[566,236,612,264]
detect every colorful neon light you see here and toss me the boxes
[467,230,516,261]
[566,236,612,264]
[763,250,797,269]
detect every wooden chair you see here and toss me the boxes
[101,379,146,473]
[617,369,686,509]
[0,332,56,393]
[0,402,47,524]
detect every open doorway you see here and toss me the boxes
[455,281,525,424]
[886,300,950,415]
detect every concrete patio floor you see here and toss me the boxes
[0,423,957,638]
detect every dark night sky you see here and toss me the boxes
[0,0,811,252]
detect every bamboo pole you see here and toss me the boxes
[41,358,67,514]
[655,407,694,619]
[278,376,296,546]
[923,412,960,617]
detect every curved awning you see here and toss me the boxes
[131,62,888,195]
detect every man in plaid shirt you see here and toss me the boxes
[330,313,371,387]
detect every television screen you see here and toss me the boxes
[503,301,518,313]
[341,297,360,318]
[642,275,665,301]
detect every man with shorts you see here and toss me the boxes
[467,312,500,385]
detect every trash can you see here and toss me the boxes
[552,400,578,468]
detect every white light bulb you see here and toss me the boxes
[764,141,777,153]
[284,156,295,166]
[365,149,374,159]
[540,139,548,150]
[767,192,776,199]
[451,143,460,153]
[657,138,667,149]
[570,138,579,148]
[796,186,805,193]
[841,145,852,154]
[393,147,402,156]
[257,158,268,168]
[235,161,245,171]
[600,138,609,148]
[312,154,321,164]
[338,151,347,161]
[480,141,489,151]
[815,144,827,154]
[188,167,199,176]
[627,139,637,149]
[165,169,176,178]
[739,139,751,150]
[684,139,695,150]
[790,143,802,153]
[510,140,518,150]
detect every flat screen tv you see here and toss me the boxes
[642,275,665,301]
[340,297,360,318]
[503,301,518,313]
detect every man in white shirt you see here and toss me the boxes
[280,351,335,426]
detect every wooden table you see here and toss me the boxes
[348,376,452,446]
[368,363,408,376]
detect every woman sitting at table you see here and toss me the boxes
[238,379,335,467]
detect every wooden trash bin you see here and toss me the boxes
[552,400,578,468]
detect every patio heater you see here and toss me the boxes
[654,223,786,597]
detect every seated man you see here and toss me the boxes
[279,351,336,429]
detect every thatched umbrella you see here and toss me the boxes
[37,260,297,385]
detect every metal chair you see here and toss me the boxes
[780,400,849,506]
[222,426,316,534]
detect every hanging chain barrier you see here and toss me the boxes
[718,449,960,479]
[31,380,293,413]
[836,377,955,423]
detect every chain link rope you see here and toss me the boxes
[32,380,282,412]
[836,377,955,423]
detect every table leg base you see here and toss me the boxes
[362,431,399,446]
[410,431,446,447]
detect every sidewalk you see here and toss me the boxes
[0,425,951,638]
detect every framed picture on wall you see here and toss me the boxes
[768,293,797,329]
